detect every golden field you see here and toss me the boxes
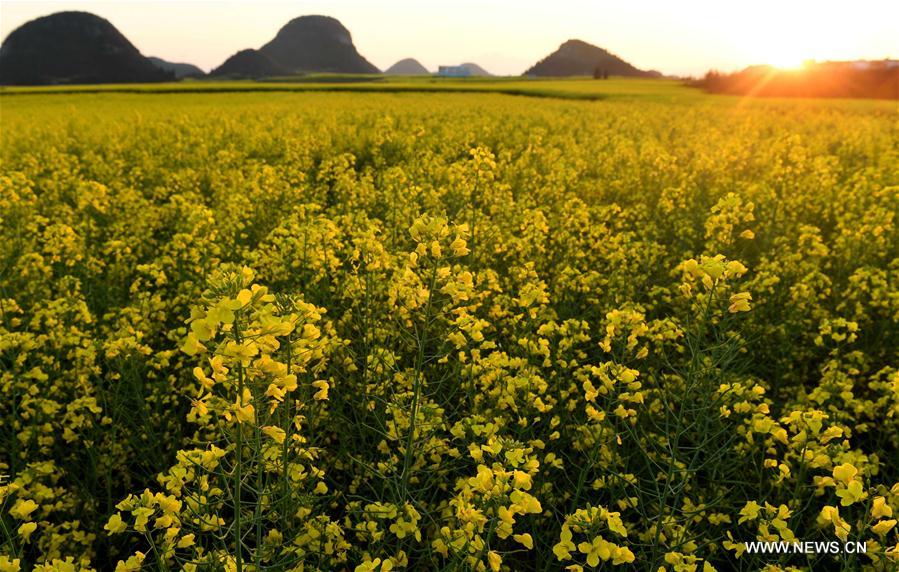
[1,82,898,571]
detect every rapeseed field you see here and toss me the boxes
[1,86,897,571]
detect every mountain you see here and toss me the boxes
[0,11,172,85]
[460,62,492,76]
[209,49,288,78]
[524,39,660,78]
[385,58,429,75]
[259,15,379,74]
[148,56,204,78]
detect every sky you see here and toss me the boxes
[1,0,897,76]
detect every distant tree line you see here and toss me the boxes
[693,61,898,100]
[593,65,609,80]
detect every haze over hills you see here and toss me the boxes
[148,56,204,78]
[385,58,429,75]
[525,39,661,77]
[0,11,171,85]
[257,15,379,74]
[210,49,288,78]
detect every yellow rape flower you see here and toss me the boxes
[723,532,746,558]
[578,536,612,567]
[498,505,515,529]
[818,506,851,541]
[738,501,761,524]
[872,496,893,519]
[262,426,286,444]
[450,237,470,257]
[835,480,866,506]
[236,288,253,307]
[177,533,196,548]
[554,526,576,560]
[725,260,747,276]
[487,551,501,572]
[17,522,37,542]
[728,292,752,313]
[611,545,635,565]
[312,380,330,400]
[105,513,128,534]
[115,552,146,572]
[355,558,393,572]
[157,494,181,514]
[223,340,259,365]
[193,366,215,390]
[514,533,534,549]
[9,499,38,520]
[510,490,542,514]
[832,463,858,485]
[872,520,897,536]
[234,400,256,424]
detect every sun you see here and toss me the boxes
[767,53,810,70]
[755,35,817,69]
[743,11,828,70]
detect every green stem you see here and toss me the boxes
[234,321,245,572]
[400,263,438,501]
[0,515,19,561]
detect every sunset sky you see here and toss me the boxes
[2,0,897,76]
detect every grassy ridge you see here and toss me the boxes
[0,77,697,101]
